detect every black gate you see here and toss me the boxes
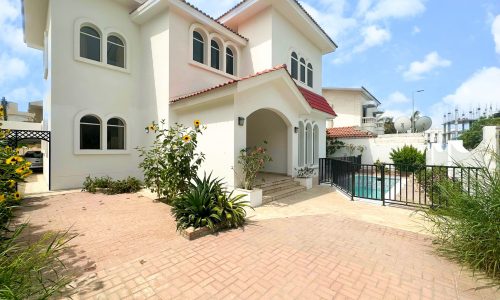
[319,158,481,207]
[2,129,52,190]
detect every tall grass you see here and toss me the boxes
[421,154,500,282]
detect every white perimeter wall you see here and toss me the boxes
[332,133,427,164]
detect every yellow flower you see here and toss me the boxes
[15,167,24,174]
[5,157,15,165]
[8,180,16,188]
[194,120,201,127]
[13,192,21,201]
[0,195,5,203]
[26,161,32,167]
[14,156,23,162]
[182,135,191,143]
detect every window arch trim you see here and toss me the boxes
[107,33,126,68]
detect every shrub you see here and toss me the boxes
[421,155,500,282]
[82,176,142,195]
[236,142,272,190]
[296,166,315,178]
[389,145,425,172]
[416,167,450,204]
[0,106,70,298]
[137,121,205,202]
[172,173,249,231]
[459,117,500,150]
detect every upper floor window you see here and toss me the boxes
[307,63,313,88]
[80,26,101,62]
[80,115,101,150]
[291,52,298,80]
[226,47,235,75]
[193,31,205,64]
[211,40,220,69]
[107,35,125,68]
[107,118,125,150]
[300,58,306,83]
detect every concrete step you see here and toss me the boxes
[262,185,307,204]
[255,177,293,189]
[261,180,301,194]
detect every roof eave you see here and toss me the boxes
[22,0,49,50]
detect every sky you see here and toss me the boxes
[1,0,500,128]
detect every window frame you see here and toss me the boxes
[291,52,299,80]
[226,46,235,75]
[79,115,102,150]
[307,63,313,88]
[106,117,126,150]
[210,39,221,70]
[107,34,126,69]
[79,25,102,62]
[193,30,205,64]
[300,58,306,83]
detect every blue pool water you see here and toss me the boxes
[354,175,399,199]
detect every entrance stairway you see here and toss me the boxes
[255,175,306,204]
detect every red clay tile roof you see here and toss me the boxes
[170,64,337,116]
[327,127,376,139]
[131,0,248,41]
[170,65,287,103]
[297,86,336,116]
[218,0,337,48]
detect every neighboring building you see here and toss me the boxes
[323,87,384,135]
[5,102,35,122]
[23,0,338,190]
[28,101,44,123]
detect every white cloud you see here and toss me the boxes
[300,1,358,40]
[0,54,28,84]
[442,67,500,108]
[353,25,391,53]
[403,51,451,81]
[387,91,411,104]
[492,15,500,54]
[412,26,421,35]
[364,0,426,22]
[0,0,19,25]
[381,108,412,119]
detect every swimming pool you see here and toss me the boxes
[353,175,399,200]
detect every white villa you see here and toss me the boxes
[23,0,337,190]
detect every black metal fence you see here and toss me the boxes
[319,158,481,207]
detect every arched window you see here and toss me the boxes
[313,125,319,164]
[193,31,204,63]
[80,115,101,150]
[300,58,306,83]
[305,123,313,165]
[210,40,220,69]
[226,47,235,75]
[291,52,298,80]
[80,26,101,62]
[307,63,313,88]
[107,35,125,68]
[298,121,305,167]
[107,118,125,150]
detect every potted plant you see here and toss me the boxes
[294,166,315,189]
[233,142,272,207]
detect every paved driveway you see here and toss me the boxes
[17,189,499,299]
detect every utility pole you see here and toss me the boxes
[412,90,424,133]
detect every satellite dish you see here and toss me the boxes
[415,116,432,132]
[395,117,411,133]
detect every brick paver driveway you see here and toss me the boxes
[18,192,498,299]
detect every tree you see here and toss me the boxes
[459,117,500,150]
[384,117,397,134]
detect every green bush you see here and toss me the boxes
[421,155,500,282]
[389,145,425,172]
[172,173,249,231]
[82,176,142,194]
[416,167,449,204]
[237,142,272,190]
[137,120,205,202]
[459,117,500,150]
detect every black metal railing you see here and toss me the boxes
[319,158,481,207]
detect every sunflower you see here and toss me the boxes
[182,135,191,143]
[0,194,5,203]
[5,157,14,165]
[8,180,16,188]
[13,192,21,201]
[15,167,24,174]
[194,120,201,127]
[13,156,24,162]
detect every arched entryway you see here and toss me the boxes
[246,109,290,175]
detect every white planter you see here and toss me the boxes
[295,177,313,190]
[233,188,263,208]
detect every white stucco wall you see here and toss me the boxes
[272,8,323,94]
[171,97,236,187]
[49,0,144,189]
[323,89,363,128]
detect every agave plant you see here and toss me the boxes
[172,173,250,231]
